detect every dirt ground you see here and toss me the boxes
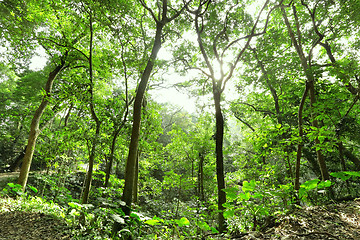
[0,211,72,240]
[232,199,360,240]
[0,170,359,240]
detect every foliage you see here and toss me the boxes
[0,0,360,238]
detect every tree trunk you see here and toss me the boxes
[104,131,119,188]
[17,62,65,191]
[308,80,330,180]
[132,150,139,203]
[9,146,26,172]
[282,7,329,182]
[198,152,205,201]
[104,101,131,188]
[81,12,100,204]
[295,83,309,190]
[121,21,164,216]
[213,87,226,233]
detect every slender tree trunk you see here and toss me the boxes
[213,87,226,233]
[81,12,101,204]
[132,150,139,203]
[198,152,205,201]
[338,141,346,171]
[295,83,309,190]
[282,7,329,182]
[104,131,119,188]
[81,124,100,204]
[9,146,26,172]
[104,99,132,188]
[121,21,164,216]
[18,62,65,191]
[307,80,329,180]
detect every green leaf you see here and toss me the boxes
[223,209,235,219]
[276,124,282,129]
[145,219,161,226]
[239,192,251,201]
[223,187,238,200]
[68,202,82,210]
[330,172,351,181]
[111,214,125,224]
[317,180,332,189]
[175,217,190,227]
[197,221,211,231]
[343,171,360,177]
[211,227,219,234]
[300,179,320,190]
[28,185,38,193]
[242,180,256,192]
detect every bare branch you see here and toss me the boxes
[139,0,159,23]
[234,114,255,132]
[168,0,193,22]
[237,102,274,116]
[37,37,89,61]
[195,3,215,79]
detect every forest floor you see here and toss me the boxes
[0,210,72,240]
[0,170,359,240]
[232,199,360,240]
[0,199,358,239]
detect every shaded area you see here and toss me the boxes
[0,211,72,240]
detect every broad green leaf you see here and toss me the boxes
[223,209,235,219]
[242,180,256,192]
[175,217,190,227]
[300,179,320,190]
[317,180,332,189]
[145,219,161,226]
[197,221,211,231]
[344,171,360,177]
[111,214,125,224]
[223,187,238,200]
[330,172,351,181]
[239,192,251,201]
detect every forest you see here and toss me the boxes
[0,0,360,239]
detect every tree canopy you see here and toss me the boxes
[0,0,360,239]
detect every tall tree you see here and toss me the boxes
[121,0,191,218]
[182,0,277,231]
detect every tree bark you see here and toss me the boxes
[104,131,119,188]
[104,99,131,188]
[213,87,226,233]
[17,62,65,191]
[282,6,329,182]
[198,152,205,201]
[295,83,309,190]
[81,12,101,204]
[121,21,164,216]
[132,150,139,203]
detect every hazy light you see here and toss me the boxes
[29,47,47,70]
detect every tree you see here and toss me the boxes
[121,0,191,217]
[177,0,278,231]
